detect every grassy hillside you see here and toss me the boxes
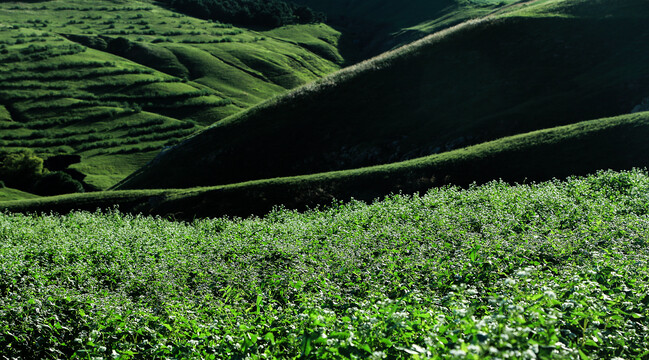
[0,0,343,189]
[291,0,521,59]
[2,170,649,358]
[0,187,39,202]
[116,0,649,190]
[5,111,649,219]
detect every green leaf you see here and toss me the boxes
[530,294,544,301]
[263,332,275,344]
[380,338,393,347]
[357,343,372,353]
[584,339,598,347]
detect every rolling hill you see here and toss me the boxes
[0,0,531,193]
[3,0,649,218]
[115,0,649,191]
[4,111,649,219]
[0,187,40,202]
[0,0,343,189]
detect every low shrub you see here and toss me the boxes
[32,171,84,196]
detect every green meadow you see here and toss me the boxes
[2,170,649,358]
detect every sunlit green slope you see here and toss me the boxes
[0,0,343,188]
[116,0,649,190]
[0,187,39,202]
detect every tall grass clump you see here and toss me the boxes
[1,170,649,359]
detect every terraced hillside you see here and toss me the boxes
[116,0,649,191]
[0,0,343,189]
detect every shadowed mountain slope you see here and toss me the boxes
[290,0,522,60]
[5,111,649,219]
[116,0,649,190]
